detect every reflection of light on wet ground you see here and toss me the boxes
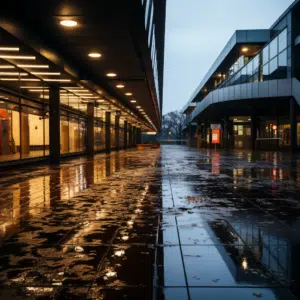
[0,146,299,299]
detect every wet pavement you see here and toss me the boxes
[0,145,300,299]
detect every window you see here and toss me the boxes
[263,45,269,65]
[246,60,253,77]
[0,101,21,161]
[269,57,278,74]
[270,37,278,59]
[279,28,287,53]
[253,54,259,74]
[263,63,269,76]
[278,49,287,67]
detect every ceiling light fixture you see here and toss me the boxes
[0,47,19,51]
[0,65,15,69]
[17,64,49,68]
[125,92,133,96]
[0,78,40,81]
[60,20,78,27]
[130,100,137,103]
[106,73,117,77]
[29,89,49,92]
[0,55,35,60]
[88,52,102,58]
[0,72,28,76]
[43,79,71,82]
[116,84,125,89]
[242,47,249,52]
[31,72,61,75]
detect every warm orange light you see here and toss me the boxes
[116,84,125,88]
[242,47,249,52]
[60,20,78,27]
[106,73,117,77]
[125,92,133,96]
[88,52,102,58]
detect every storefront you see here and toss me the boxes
[0,90,88,163]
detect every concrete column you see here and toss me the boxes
[49,86,60,164]
[290,98,297,153]
[251,115,257,151]
[128,124,133,147]
[124,121,128,149]
[105,111,111,153]
[87,103,94,156]
[132,126,136,146]
[137,128,141,144]
[208,124,212,149]
[223,117,229,149]
[115,114,120,151]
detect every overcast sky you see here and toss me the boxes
[163,0,295,114]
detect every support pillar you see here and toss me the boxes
[137,128,141,144]
[115,114,120,151]
[87,103,94,156]
[132,126,136,146]
[49,86,60,164]
[290,98,297,153]
[223,117,229,149]
[105,111,111,153]
[128,124,133,148]
[208,124,212,148]
[124,121,128,149]
[251,114,257,151]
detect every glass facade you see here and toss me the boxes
[220,28,288,89]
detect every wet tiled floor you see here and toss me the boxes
[0,146,300,299]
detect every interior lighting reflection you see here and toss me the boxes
[122,235,129,241]
[242,258,248,269]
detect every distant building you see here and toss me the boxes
[183,0,300,152]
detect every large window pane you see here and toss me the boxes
[253,54,259,74]
[69,116,79,153]
[269,57,278,74]
[263,45,269,65]
[27,107,44,158]
[0,101,21,162]
[246,60,253,77]
[270,37,278,59]
[79,118,86,152]
[278,49,287,67]
[60,115,69,154]
[278,28,287,53]
[263,63,269,76]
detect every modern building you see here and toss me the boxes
[0,0,166,165]
[183,0,300,152]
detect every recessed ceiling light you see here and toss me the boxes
[130,100,137,103]
[0,47,19,51]
[0,65,15,69]
[17,64,49,68]
[125,92,132,96]
[31,72,61,75]
[116,84,125,89]
[242,47,249,52]
[0,72,28,76]
[60,20,78,27]
[0,55,35,60]
[88,52,102,58]
[43,79,71,82]
[136,106,141,108]
[106,73,117,77]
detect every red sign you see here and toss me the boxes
[212,129,220,144]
